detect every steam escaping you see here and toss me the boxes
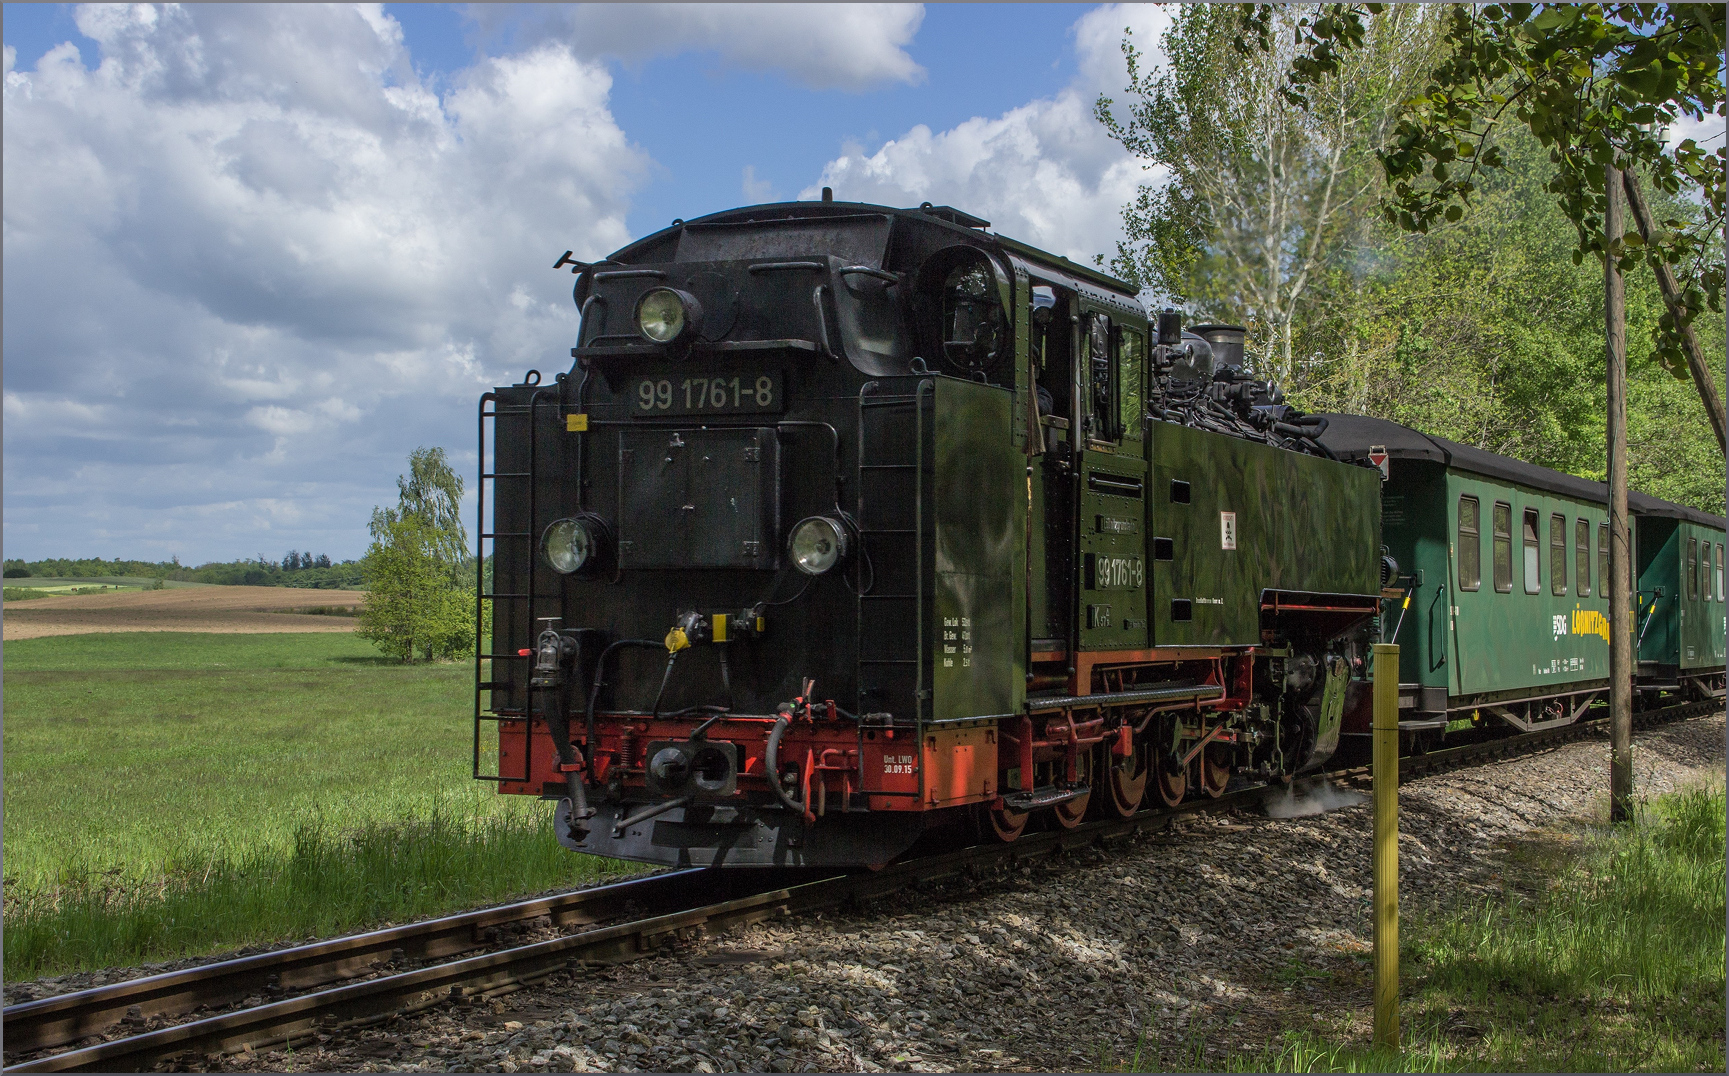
[1262,776,1368,819]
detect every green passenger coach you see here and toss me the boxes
[1320,414,1725,736]
[1634,496,1729,682]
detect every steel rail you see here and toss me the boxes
[6,698,1714,1073]
[2,868,822,1058]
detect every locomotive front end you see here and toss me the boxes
[480,205,953,867]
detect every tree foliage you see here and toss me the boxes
[1239,2,1726,381]
[358,447,475,663]
[1096,4,1441,383]
[355,517,474,663]
[1096,5,1724,515]
[370,446,468,570]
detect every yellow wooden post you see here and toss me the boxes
[1372,642,1400,1051]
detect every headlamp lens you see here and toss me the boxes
[636,288,687,343]
[542,518,593,574]
[789,516,848,576]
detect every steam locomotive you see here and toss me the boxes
[474,197,1723,869]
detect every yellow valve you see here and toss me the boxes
[664,627,690,653]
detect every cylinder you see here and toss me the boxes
[1371,643,1400,1050]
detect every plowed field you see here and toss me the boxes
[1,586,362,639]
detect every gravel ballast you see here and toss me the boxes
[45,715,1729,1072]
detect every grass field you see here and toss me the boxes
[2,632,627,979]
[1201,784,1728,1073]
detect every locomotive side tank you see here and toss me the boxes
[477,201,1384,868]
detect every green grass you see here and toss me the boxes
[1393,784,1727,1072]
[3,632,627,979]
[1099,785,1725,1073]
[4,588,56,601]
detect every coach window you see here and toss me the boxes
[1575,518,1591,596]
[1717,543,1724,601]
[1598,522,1610,592]
[1687,538,1699,601]
[1522,509,1541,594]
[1550,513,1567,594]
[1457,495,1481,590]
[1492,502,1513,593]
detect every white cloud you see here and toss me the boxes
[3,4,647,562]
[805,3,1174,266]
[741,165,775,202]
[482,3,926,92]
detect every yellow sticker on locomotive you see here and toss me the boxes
[566,413,589,432]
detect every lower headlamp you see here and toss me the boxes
[789,515,850,576]
[542,516,605,575]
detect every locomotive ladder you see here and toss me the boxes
[472,388,559,784]
[854,380,933,734]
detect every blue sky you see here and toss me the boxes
[3,3,1175,565]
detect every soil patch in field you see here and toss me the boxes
[1,586,364,639]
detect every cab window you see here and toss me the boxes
[1118,327,1144,442]
[1549,513,1567,595]
[1492,502,1513,593]
[1574,518,1591,596]
[1086,313,1115,443]
[1522,509,1541,594]
[1457,496,1481,591]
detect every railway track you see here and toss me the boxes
[6,697,1716,1073]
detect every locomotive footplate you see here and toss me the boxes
[558,799,927,869]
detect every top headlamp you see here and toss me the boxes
[634,287,704,345]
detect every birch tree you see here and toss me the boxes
[1096,4,1441,389]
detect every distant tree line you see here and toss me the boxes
[1,555,366,590]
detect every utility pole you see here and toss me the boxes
[1605,165,1634,823]
[1621,169,1728,454]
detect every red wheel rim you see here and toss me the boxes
[1053,751,1092,828]
[988,803,1028,842]
[1200,742,1231,798]
[1154,761,1186,807]
[1103,738,1149,818]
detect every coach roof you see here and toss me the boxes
[1316,413,1726,530]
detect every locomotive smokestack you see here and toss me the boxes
[822,187,834,202]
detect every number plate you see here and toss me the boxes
[1087,554,1144,590]
[629,373,784,416]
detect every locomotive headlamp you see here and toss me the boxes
[634,287,704,344]
[789,515,850,576]
[542,516,599,574]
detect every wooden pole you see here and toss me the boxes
[1605,166,1635,824]
[1621,168,1728,454]
[1372,642,1400,1050]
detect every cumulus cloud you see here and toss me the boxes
[805,3,1174,265]
[3,4,646,561]
[482,3,925,92]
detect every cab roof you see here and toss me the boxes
[605,200,1140,299]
